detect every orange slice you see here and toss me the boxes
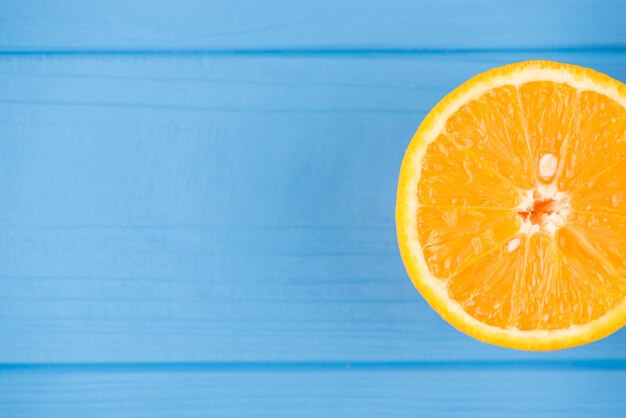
[396,60,626,350]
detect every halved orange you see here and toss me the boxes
[396,60,626,350]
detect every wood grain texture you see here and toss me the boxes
[1,367,625,418]
[1,0,625,51]
[0,52,625,365]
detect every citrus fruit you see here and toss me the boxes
[396,60,626,350]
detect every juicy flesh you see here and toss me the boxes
[417,81,626,330]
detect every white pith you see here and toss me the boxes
[515,184,570,237]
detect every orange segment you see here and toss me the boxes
[566,211,626,282]
[556,225,624,323]
[559,91,626,193]
[418,134,522,208]
[417,205,520,279]
[446,234,528,329]
[396,60,626,350]
[445,85,535,189]
[519,81,580,169]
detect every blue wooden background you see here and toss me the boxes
[1,1,625,417]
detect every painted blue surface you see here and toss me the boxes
[1,0,626,51]
[0,1,625,417]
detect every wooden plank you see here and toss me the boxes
[1,367,625,417]
[0,52,625,363]
[1,0,625,51]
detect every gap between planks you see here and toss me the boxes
[1,45,626,57]
[1,360,626,373]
